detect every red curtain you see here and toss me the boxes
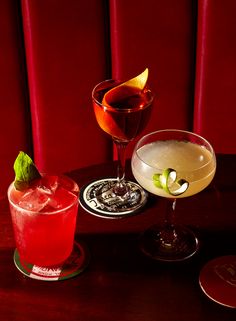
[110,0,236,155]
[0,0,235,193]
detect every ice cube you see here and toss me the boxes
[37,185,53,195]
[18,188,50,212]
[37,175,59,195]
[47,186,77,210]
[58,175,79,195]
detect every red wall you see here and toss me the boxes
[194,0,236,153]
[0,0,32,196]
[0,0,236,194]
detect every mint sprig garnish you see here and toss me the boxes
[14,151,41,191]
[153,168,189,196]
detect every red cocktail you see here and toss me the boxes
[79,69,154,218]
[8,175,79,267]
[93,81,153,142]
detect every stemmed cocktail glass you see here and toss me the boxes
[79,70,154,218]
[131,129,216,261]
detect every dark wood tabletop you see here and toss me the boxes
[1,155,236,320]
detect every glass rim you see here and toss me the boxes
[7,181,79,216]
[92,79,154,113]
[134,128,216,173]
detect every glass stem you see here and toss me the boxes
[160,199,178,246]
[113,139,129,196]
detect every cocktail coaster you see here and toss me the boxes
[14,242,90,281]
[199,255,236,308]
[79,178,147,218]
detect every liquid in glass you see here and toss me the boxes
[8,175,79,267]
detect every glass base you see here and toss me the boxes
[139,224,199,262]
[13,241,90,281]
[79,178,147,218]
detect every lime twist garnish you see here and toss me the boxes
[14,151,41,191]
[153,168,189,196]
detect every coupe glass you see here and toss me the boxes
[79,79,154,218]
[131,129,216,261]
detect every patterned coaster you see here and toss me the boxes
[199,255,236,308]
[79,178,147,219]
[14,242,90,281]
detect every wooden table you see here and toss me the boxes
[1,155,236,320]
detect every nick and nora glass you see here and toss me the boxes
[80,76,154,218]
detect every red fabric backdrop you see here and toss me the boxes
[0,0,236,194]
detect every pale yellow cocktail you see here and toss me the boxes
[131,129,216,262]
[132,140,216,198]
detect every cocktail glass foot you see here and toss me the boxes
[79,178,147,218]
[139,224,199,262]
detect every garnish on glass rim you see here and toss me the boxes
[153,168,189,196]
[102,68,149,108]
[14,151,41,191]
